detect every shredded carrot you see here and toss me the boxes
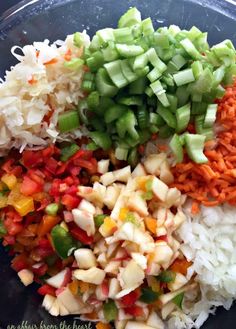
[171,79,236,207]
[64,48,72,61]
[96,323,111,329]
[28,76,37,85]
[44,58,58,65]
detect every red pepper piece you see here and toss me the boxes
[69,223,94,245]
[37,284,56,296]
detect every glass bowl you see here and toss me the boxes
[0,0,236,328]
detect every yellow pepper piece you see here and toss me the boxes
[0,196,8,208]
[68,279,79,295]
[99,216,117,237]
[145,217,157,234]
[7,183,21,205]
[1,174,17,190]
[78,280,90,293]
[12,196,34,216]
[119,207,129,221]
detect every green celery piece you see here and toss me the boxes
[120,59,138,83]
[133,52,148,70]
[103,300,118,322]
[150,80,170,107]
[154,32,170,49]
[118,7,142,28]
[147,48,167,73]
[170,134,184,163]
[150,113,165,127]
[173,68,195,86]
[212,66,225,87]
[95,68,118,97]
[51,225,76,259]
[185,133,208,163]
[115,147,128,160]
[176,103,191,133]
[191,102,208,115]
[58,110,80,133]
[73,32,85,48]
[147,67,162,82]
[180,38,202,59]
[105,104,128,123]
[116,44,144,58]
[104,60,129,88]
[90,132,112,150]
[173,292,185,309]
[223,64,236,85]
[189,67,213,94]
[158,105,177,129]
[161,73,175,87]
[172,54,187,70]
[137,105,149,129]
[167,94,178,113]
[203,104,217,128]
[114,27,134,44]
[128,147,139,167]
[86,51,104,72]
[117,96,143,106]
[94,214,107,228]
[116,110,139,140]
[129,77,148,94]
[87,91,100,109]
[102,42,119,62]
[96,28,114,45]
[159,125,175,138]
[142,17,155,36]
[60,143,80,162]
[191,61,203,79]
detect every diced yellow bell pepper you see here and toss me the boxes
[99,216,117,237]
[7,183,21,205]
[12,196,34,216]
[1,174,17,190]
[0,196,8,208]
[119,207,129,221]
[68,279,79,295]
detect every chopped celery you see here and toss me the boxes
[64,58,84,70]
[167,94,178,112]
[171,54,187,70]
[176,103,191,133]
[150,80,170,107]
[117,96,143,106]
[86,51,104,72]
[118,7,141,28]
[87,91,100,109]
[158,105,177,129]
[133,52,148,70]
[142,17,154,36]
[116,44,144,57]
[96,28,114,44]
[180,38,202,59]
[129,77,148,94]
[104,60,128,88]
[102,42,119,62]
[147,48,167,72]
[128,147,139,167]
[147,67,162,82]
[95,68,118,97]
[191,61,203,79]
[173,68,195,86]
[170,134,184,163]
[116,110,139,140]
[191,102,208,115]
[90,132,112,150]
[154,32,170,49]
[203,104,217,128]
[58,110,80,133]
[115,147,128,160]
[105,104,128,123]
[120,59,138,83]
[185,133,208,163]
[114,27,134,44]
[137,105,149,129]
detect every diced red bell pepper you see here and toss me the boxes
[6,210,22,223]
[3,235,15,246]
[50,179,61,197]
[4,217,23,236]
[61,194,81,210]
[69,223,94,245]
[2,159,15,173]
[32,263,48,277]
[20,176,42,196]
[37,284,56,296]
[73,158,97,174]
[22,150,43,168]
[28,169,45,185]
[124,305,144,317]
[65,185,78,196]
[70,149,93,161]
[45,157,58,174]
[35,238,55,258]
[121,289,140,307]
[69,166,81,177]
[56,162,68,175]
[11,254,28,272]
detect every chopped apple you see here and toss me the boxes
[113,166,131,183]
[78,199,96,214]
[143,153,166,175]
[57,287,92,314]
[46,268,70,289]
[104,184,121,209]
[147,310,164,329]
[125,321,157,329]
[99,216,117,237]
[74,248,97,269]
[131,163,146,178]
[97,159,110,174]
[115,320,128,329]
[173,210,186,229]
[153,241,174,268]
[72,209,95,236]
[109,278,121,298]
[42,294,56,312]
[168,273,188,291]
[100,172,115,186]
[152,177,169,202]
[159,160,174,185]
[161,302,176,320]
[49,298,60,316]
[127,191,148,217]
[17,269,34,286]
[73,267,106,285]
[165,188,182,208]
[119,259,144,290]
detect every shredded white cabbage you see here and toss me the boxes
[0,32,90,156]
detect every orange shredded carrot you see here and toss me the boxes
[44,58,58,65]
[64,48,72,61]
[96,323,111,329]
[171,79,236,207]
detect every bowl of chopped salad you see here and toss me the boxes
[1,0,236,329]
